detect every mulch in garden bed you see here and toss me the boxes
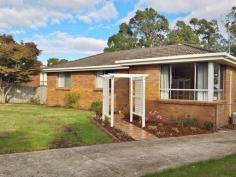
[93,117,134,142]
[125,118,212,138]
[222,124,236,130]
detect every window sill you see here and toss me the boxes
[56,87,70,91]
[94,88,103,92]
[157,99,225,106]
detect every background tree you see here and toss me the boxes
[47,58,68,66]
[168,21,199,45]
[226,7,236,39]
[0,34,41,103]
[104,23,137,52]
[129,8,169,47]
[190,18,222,48]
[225,7,236,56]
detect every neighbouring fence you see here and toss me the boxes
[0,85,47,104]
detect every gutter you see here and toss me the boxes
[115,52,236,64]
[43,65,129,72]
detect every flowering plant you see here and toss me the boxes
[146,111,164,123]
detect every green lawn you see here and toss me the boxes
[0,104,111,154]
[144,154,236,177]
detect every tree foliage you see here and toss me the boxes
[104,6,235,54]
[47,58,68,66]
[190,18,222,48]
[0,34,41,103]
[129,8,169,47]
[226,6,236,39]
[104,23,137,52]
[168,21,199,45]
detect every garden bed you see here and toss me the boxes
[125,111,212,138]
[222,124,236,130]
[93,117,134,142]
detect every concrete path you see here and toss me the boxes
[115,115,156,140]
[1,130,236,177]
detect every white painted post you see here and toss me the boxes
[229,70,232,116]
[130,77,133,122]
[208,62,214,102]
[111,77,115,127]
[102,78,105,121]
[142,77,146,128]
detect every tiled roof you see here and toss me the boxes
[47,44,217,69]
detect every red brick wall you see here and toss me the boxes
[47,63,236,128]
[47,70,129,110]
[156,100,216,126]
[129,65,160,111]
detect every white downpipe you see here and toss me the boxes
[111,78,115,127]
[130,78,133,122]
[229,70,232,117]
[208,62,214,102]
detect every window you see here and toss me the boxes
[96,71,113,89]
[58,72,71,88]
[160,62,224,101]
[213,64,224,100]
[96,71,104,89]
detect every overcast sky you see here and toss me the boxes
[0,0,234,63]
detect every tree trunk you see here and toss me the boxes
[0,92,5,104]
[0,86,12,104]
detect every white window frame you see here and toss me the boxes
[160,62,224,102]
[58,72,71,88]
[96,71,104,89]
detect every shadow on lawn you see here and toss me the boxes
[0,131,33,154]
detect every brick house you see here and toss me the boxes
[43,44,236,128]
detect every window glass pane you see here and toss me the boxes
[58,73,71,88]
[96,71,103,88]
[64,73,71,88]
[213,64,224,100]
[160,65,170,99]
[96,70,113,89]
[171,63,195,100]
[196,63,208,101]
[220,65,224,90]
[58,73,65,87]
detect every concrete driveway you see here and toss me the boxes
[1,130,236,177]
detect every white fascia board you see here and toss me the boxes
[115,57,225,66]
[43,65,129,72]
[115,52,236,65]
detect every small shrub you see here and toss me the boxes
[64,92,80,108]
[172,127,180,134]
[190,126,197,133]
[176,118,197,127]
[203,121,214,130]
[90,101,102,117]
[156,131,166,137]
[147,125,157,131]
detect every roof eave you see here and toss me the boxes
[43,65,129,73]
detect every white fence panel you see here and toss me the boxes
[134,80,143,116]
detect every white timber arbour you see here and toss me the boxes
[102,73,148,128]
